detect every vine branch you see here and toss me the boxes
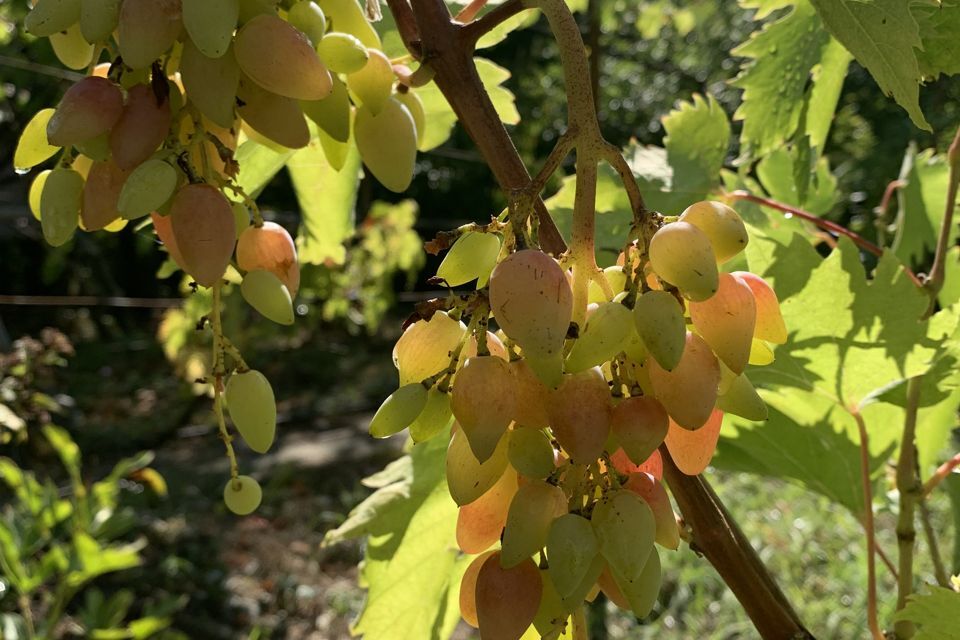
[852,410,884,640]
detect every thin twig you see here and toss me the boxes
[600,142,648,220]
[460,0,528,44]
[894,377,922,638]
[923,452,960,497]
[924,126,960,303]
[918,500,950,587]
[876,543,900,581]
[852,410,885,640]
[454,0,489,23]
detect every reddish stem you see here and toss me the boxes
[923,452,960,497]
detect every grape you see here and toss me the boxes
[47,76,123,147]
[446,425,509,506]
[501,480,566,568]
[409,388,452,443]
[237,222,300,295]
[596,563,629,610]
[460,550,497,628]
[29,171,51,221]
[74,132,111,162]
[346,49,393,115]
[25,0,80,37]
[689,273,756,375]
[317,32,369,74]
[225,369,277,453]
[182,0,238,58]
[717,373,768,421]
[50,22,94,70]
[648,221,719,301]
[610,546,661,618]
[186,117,239,179]
[316,0,380,48]
[238,0,275,22]
[395,91,425,148]
[749,338,775,366]
[354,97,417,193]
[476,554,542,640]
[151,212,187,269]
[732,271,787,344]
[301,75,350,142]
[237,76,311,149]
[79,0,119,43]
[117,159,178,220]
[109,85,172,170]
[679,200,748,264]
[14,109,59,172]
[180,40,240,128]
[368,382,427,438]
[223,475,263,515]
[81,160,128,231]
[546,513,598,598]
[235,14,333,101]
[610,396,668,466]
[456,466,518,553]
[565,300,632,373]
[437,232,501,288]
[623,472,679,550]
[393,312,465,385]
[232,203,250,238]
[460,330,509,364]
[664,410,723,475]
[507,427,555,479]
[647,332,720,430]
[608,447,661,479]
[547,368,611,464]
[451,355,515,463]
[118,0,183,70]
[40,168,83,247]
[287,1,326,45]
[532,570,570,640]
[591,490,655,582]
[559,553,605,613]
[587,266,627,303]
[169,184,237,286]
[240,269,295,325]
[632,291,685,374]
[509,359,550,430]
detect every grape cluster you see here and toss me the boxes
[372,201,786,637]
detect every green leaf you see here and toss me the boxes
[41,424,81,487]
[892,586,960,639]
[234,139,295,198]
[662,93,730,198]
[946,473,960,574]
[805,37,853,152]
[893,146,954,266]
[68,533,143,588]
[756,147,838,215]
[914,0,960,80]
[808,0,931,130]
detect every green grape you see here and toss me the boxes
[169,184,237,286]
[456,466,517,553]
[225,370,277,453]
[301,75,350,142]
[110,84,172,170]
[547,368,611,464]
[460,550,497,628]
[732,271,787,344]
[451,356,515,463]
[237,222,300,296]
[367,382,427,438]
[647,332,720,430]
[182,0,238,58]
[509,359,550,430]
[610,396,668,466]
[533,569,570,640]
[50,22,94,70]
[587,265,627,303]
[80,0,120,43]
[689,273,756,374]
[117,158,177,220]
[318,128,349,170]
[237,76,310,149]
[546,513,599,598]
[393,312,465,385]
[447,425,509,506]
[14,109,58,172]
[316,32,369,74]
[287,1,326,45]
[507,427,555,479]
[437,232,501,287]
[622,324,648,362]
[591,490,655,583]
[679,200,748,264]
[241,269,295,325]
[664,410,723,475]
[180,39,240,128]
[238,0,275,22]
[565,300,632,373]
[611,546,661,618]
[624,472,679,550]
[749,338,775,366]
[717,373,768,421]
[409,388,452,443]
[395,91,425,148]
[74,132,110,162]
[235,14,333,100]
[475,555,542,640]
[316,0,380,48]
[648,221,719,301]
[559,553,605,614]
[231,203,251,240]
[223,475,263,515]
[25,0,79,37]
[81,160,127,231]
[501,479,567,568]
[118,0,183,69]
[40,168,83,247]
[354,97,417,193]
[346,49,393,115]
[29,171,51,221]
[47,76,124,147]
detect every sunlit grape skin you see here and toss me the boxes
[456,467,517,554]
[354,98,418,193]
[689,272,757,375]
[475,552,542,640]
[732,271,788,344]
[500,479,566,568]
[109,84,172,170]
[225,370,277,453]
[546,513,599,598]
[648,332,720,430]
[648,221,719,301]
[446,425,509,506]
[169,184,237,287]
[46,76,124,147]
[240,270,295,325]
[393,312,465,385]
[117,0,183,70]
[451,356,515,463]
[237,222,301,296]
[223,475,263,515]
[679,200,748,264]
[664,410,724,475]
[592,490,655,582]
[459,550,497,628]
[633,290,686,371]
[610,396,669,466]
[624,472,679,550]
[547,368,611,464]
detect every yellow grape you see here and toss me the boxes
[689,273,756,375]
[717,373,768,421]
[476,555,542,640]
[80,0,119,43]
[559,554,605,613]
[287,1,326,45]
[232,203,250,238]
[240,269,295,325]
[316,0,380,48]
[368,382,427,438]
[437,232,501,288]
[732,271,788,344]
[346,49,393,115]
[446,425,509,506]
[223,475,262,515]
[648,221,719,301]
[532,571,570,640]
[565,300,632,373]
[587,265,626,303]
[225,369,277,453]
[317,32,369,74]
[623,472,679,550]
[679,200,748,264]
[501,480,567,568]
[610,396,668,467]
[237,222,300,296]
[238,0,274,23]
[664,410,723,475]
[117,158,178,220]
[395,91,425,148]
[610,546,661,618]
[26,0,80,37]
[451,356,515,463]
[47,76,124,147]
[460,550,497,628]
[509,359,550,429]
[234,14,333,100]
[456,466,518,553]
[29,171,50,221]
[169,183,237,286]
[180,39,240,128]
[40,168,83,246]
[547,368,611,464]
[182,0,238,58]
[546,513,599,598]
[409,388,452,443]
[81,160,127,231]
[14,108,59,172]
[507,427,555,480]
[301,75,350,142]
[355,97,417,193]
[50,22,94,70]
[118,0,182,69]
[393,312,465,385]
[110,85,172,170]
[151,212,188,270]
[647,332,720,430]
[74,132,110,162]
[750,338,775,366]
[237,76,311,149]
[460,330,509,363]
[591,490,654,583]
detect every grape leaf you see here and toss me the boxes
[662,93,730,199]
[946,474,960,575]
[892,586,960,639]
[914,0,960,80]
[234,139,295,198]
[893,147,954,266]
[756,147,838,216]
[805,37,853,153]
